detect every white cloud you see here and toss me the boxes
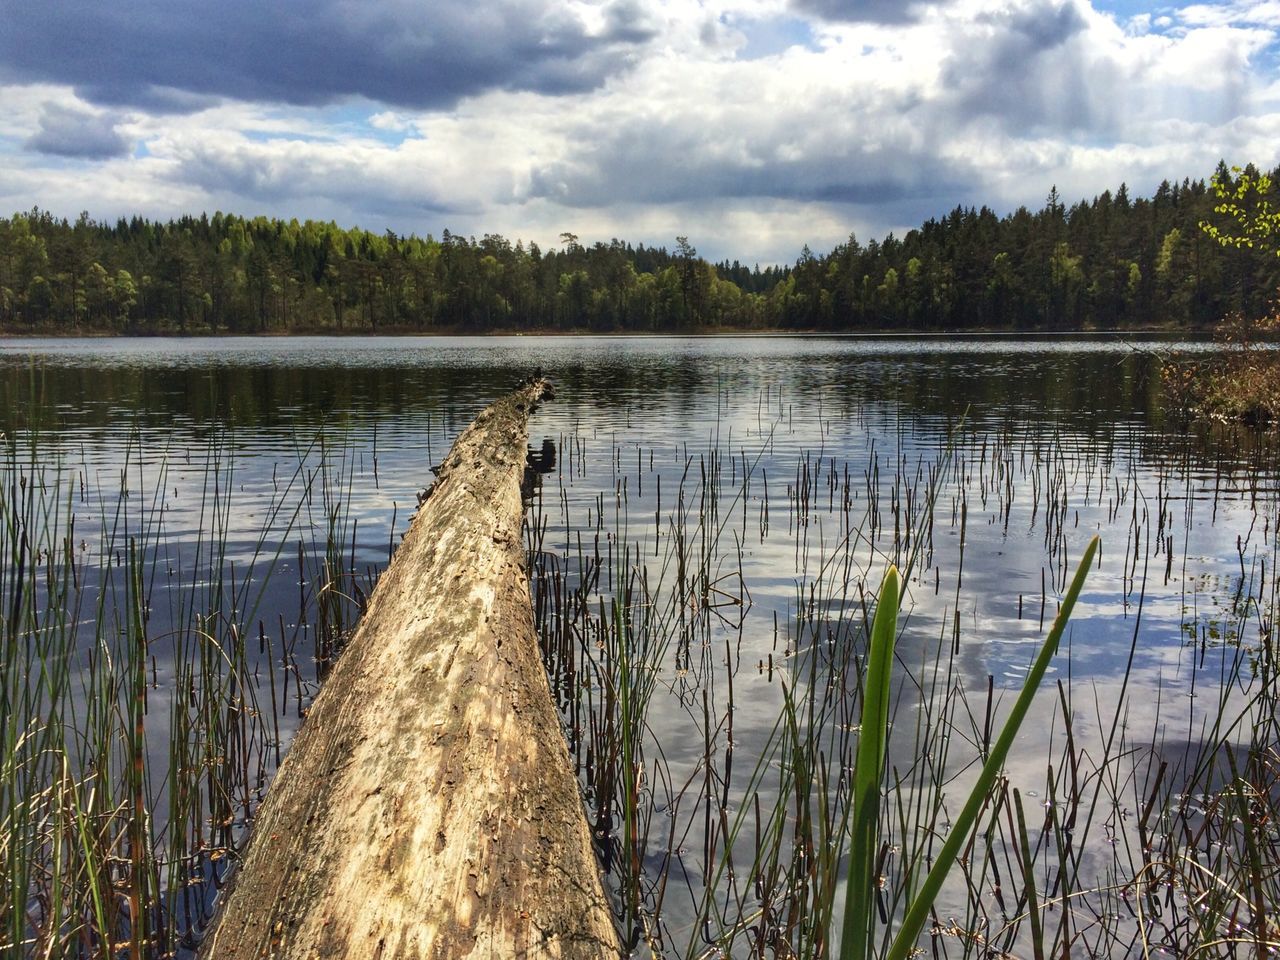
[1,0,1278,264]
[369,111,415,133]
[1179,0,1280,27]
[1127,12,1152,34]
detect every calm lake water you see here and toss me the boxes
[2,334,1275,957]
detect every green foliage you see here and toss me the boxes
[1167,163,1280,425]
[839,537,1099,960]
[3,164,1280,333]
[840,565,899,960]
[1200,165,1280,256]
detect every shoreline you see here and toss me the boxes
[0,323,1204,342]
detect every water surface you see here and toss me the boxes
[3,334,1274,957]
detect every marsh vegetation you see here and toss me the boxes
[2,336,1277,957]
[1,417,378,955]
[529,388,1278,957]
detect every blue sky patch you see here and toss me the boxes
[737,15,818,60]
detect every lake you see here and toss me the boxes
[2,334,1275,958]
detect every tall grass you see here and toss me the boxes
[528,410,1280,959]
[838,537,1097,960]
[0,424,376,957]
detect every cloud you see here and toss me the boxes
[501,0,1280,254]
[602,0,663,42]
[369,112,415,133]
[0,0,657,112]
[932,0,1274,137]
[513,24,952,210]
[936,0,1098,132]
[2,0,1279,268]
[1179,0,1280,27]
[521,103,964,211]
[25,102,131,159]
[138,130,458,221]
[790,0,937,24]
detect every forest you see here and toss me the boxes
[2,161,1278,335]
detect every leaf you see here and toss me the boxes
[884,535,1099,960]
[839,564,900,960]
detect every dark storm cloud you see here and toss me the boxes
[26,102,131,159]
[73,84,220,116]
[525,122,972,212]
[0,0,656,112]
[603,0,660,43]
[789,0,936,25]
[938,0,1099,131]
[158,136,464,218]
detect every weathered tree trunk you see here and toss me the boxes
[200,380,619,959]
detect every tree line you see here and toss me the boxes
[2,161,1278,335]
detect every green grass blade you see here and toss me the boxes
[840,564,900,960]
[885,534,1098,960]
[1013,788,1046,960]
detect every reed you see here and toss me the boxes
[8,363,1279,959]
[0,423,376,957]
[840,563,899,960]
[528,408,1279,959]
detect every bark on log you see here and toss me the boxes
[199,380,620,959]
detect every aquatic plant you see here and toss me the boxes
[529,410,1280,959]
[840,537,1097,960]
[0,425,376,956]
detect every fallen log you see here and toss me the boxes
[200,380,620,959]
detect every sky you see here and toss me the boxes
[1,0,1278,265]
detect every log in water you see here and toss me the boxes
[199,380,620,959]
